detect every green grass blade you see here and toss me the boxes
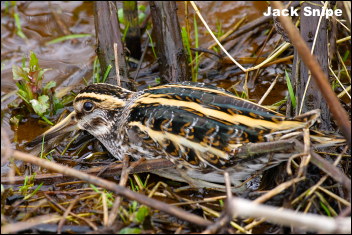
[46,34,92,45]
[39,115,53,125]
[320,201,331,217]
[102,64,112,83]
[193,15,199,82]
[146,30,157,59]
[14,12,27,39]
[181,27,192,63]
[284,70,296,108]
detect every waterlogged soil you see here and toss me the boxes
[1,1,287,146]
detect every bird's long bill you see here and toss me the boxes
[26,111,78,148]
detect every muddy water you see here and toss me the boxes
[1,1,96,146]
[1,1,285,159]
[177,1,268,44]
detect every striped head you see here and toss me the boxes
[73,83,134,138]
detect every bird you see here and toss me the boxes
[30,82,329,191]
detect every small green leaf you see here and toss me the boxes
[30,95,49,115]
[138,5,146,12]
[12,65,28,81]
[9,115,23,126]
[37,68,50,82]
[155,77,161,84]
[138,12,146,24]
[24,182,43,200]
[29,51,39,71]
[14,12,26,39]
[134,205,149,224]
[131,201,138,212]
[118,8,124,24]
[52,96,64,114]
[7,98,21,109]
[119,228,141,234]
[90,184,100,193]
[342,50,350,62]
[17,89,30,104]
[43,81,56,92]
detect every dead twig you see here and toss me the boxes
[293,140,351,193]
[107,156,145,226]
[1,214,62,234]
[113,43,121,86]
[270,1,351,146]
[202,172,234,234]
[57,197,80,234]
[254,177,305,204]
[258,75,279,105]
[190,1,246,71]
[291,145,349,206]
[43,193,98,230]
[226,197,351,233]
[297,128,311,177]
[10,150,212,227]
[107,155,130,226]
[133,38,150,80]
[1,158,173,185]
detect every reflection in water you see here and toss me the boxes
[1,1,286,148]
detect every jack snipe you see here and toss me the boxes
[32,82,329,190]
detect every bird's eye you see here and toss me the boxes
[83,101,94,112]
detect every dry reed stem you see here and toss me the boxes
[1,214,62,234]
[254,177,305,204]
[337,85,351,98]
[113,43,121,86]
[198,204,249,234]
[292,146,347,206]
[57,198,79,234]
[42,193,98,230]
[329,66,351,99]
[227,197,351,233]
[298,1,329,114]
[189,17,246,66]
[107,156,130,226]
[270,1,351,146]
[258,75,279,105]
[248,42,291,71]
[190,1,246,71]
[171,195,227,206]
[337,35,351,43]
[1,158,173,185]
[297,128,311,177]
[201,172,235,234]
[102,192,108,226]
[337,50,351,82]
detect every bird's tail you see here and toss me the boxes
[308,129,346,148]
